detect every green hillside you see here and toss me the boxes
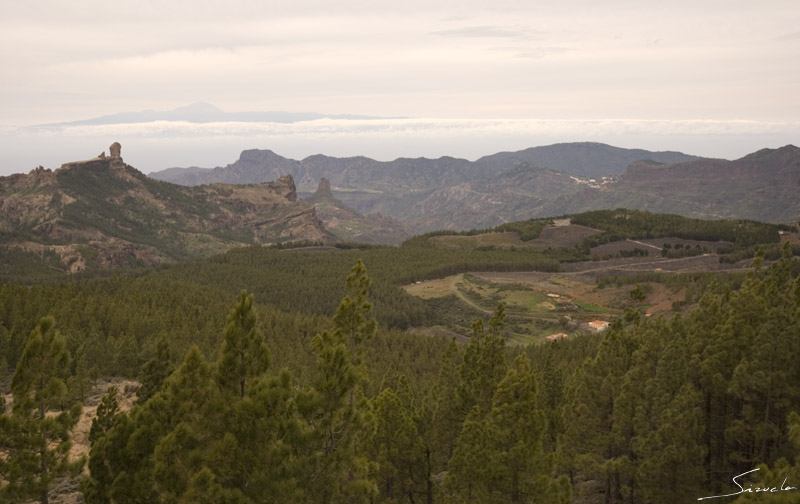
[1,206,799,503]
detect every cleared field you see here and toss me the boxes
[430,232,528,249]
[591,240,660,257]
[780,232,800,246]
[429,225,602,250]
[534,225,601,248]
[401,248,731,345]
[562,253,742,275]
[638,237,733,251]
[471,272,624,317]
[404,270,628,345]
[403,275,459,298]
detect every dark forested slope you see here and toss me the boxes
[0,202,799,502]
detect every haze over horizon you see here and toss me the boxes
[1,0,798,175]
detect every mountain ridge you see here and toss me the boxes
[150,142,701,191]
[149,143,800,231]
[0,144,332,277]
[37,102,388,127]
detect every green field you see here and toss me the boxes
[404,271,623,344]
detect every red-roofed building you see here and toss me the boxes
[588,320,610,333]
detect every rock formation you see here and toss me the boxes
[276,174,297,202]
[317,177,332,195]
[0,145,334,277]
[109,142,121,158]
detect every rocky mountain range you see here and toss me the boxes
[399,146,800,230]
[151,142,698,192]
[151,142,800,231]
[3,141,797,279]
[587,145,800,223]
[0,143,331,276]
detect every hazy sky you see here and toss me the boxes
[1,0,798,174]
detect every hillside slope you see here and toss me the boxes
[583,145,800,223]
[474,141,698,178]
[397,145,800,230]
[0,143,330,277]
[304,178,411,245]
[399,165,586,230]
[150,144,800,232]
[150,142,699,192]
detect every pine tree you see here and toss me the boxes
[489,354,569,503]
[1,316,83,504]
[730,246,800,464]
[151,346,223,502]
[308,259,378,503]
[217,291,270,398]
[111,332,140,377]
[89,387,119,445]
[371,387,426,502]
[332,258,377,357]
[558,326,640,502]
[83,346,217,504]
[68,351,92,404]
[180,368,310,504]
[458,304,508,415]
[430,338,463,470]
[635,383,706,503]
[443,406,497,503]
[136,337,174,404]
[445,354,571,503]
[179,467,251,504]
[0,354,10,393]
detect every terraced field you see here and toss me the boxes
[401,250,755,345]
[404,271,625,345]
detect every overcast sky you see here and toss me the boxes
[1,0,798,174]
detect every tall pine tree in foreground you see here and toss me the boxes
[308,259,378,503]
[445,353,570,503]
[0,316,83,504]
[217,291,270,398]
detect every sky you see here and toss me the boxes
[1,0,798,175]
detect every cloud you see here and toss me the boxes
[431,25,542,41]
[511,46,570,59]
[25,117,797,140]
[3,117,798,176]
[776,30,800,41]
[2,1,799,128]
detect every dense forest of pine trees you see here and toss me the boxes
[1,212,800,502]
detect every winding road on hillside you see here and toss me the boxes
[448,274,494,315]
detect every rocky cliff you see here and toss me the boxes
[303,178,411,245]
[0,144,331,277]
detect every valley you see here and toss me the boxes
[401,219,772,344]
[151,142,800,232]
[1,142,799,504]
[6,2,799,501]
